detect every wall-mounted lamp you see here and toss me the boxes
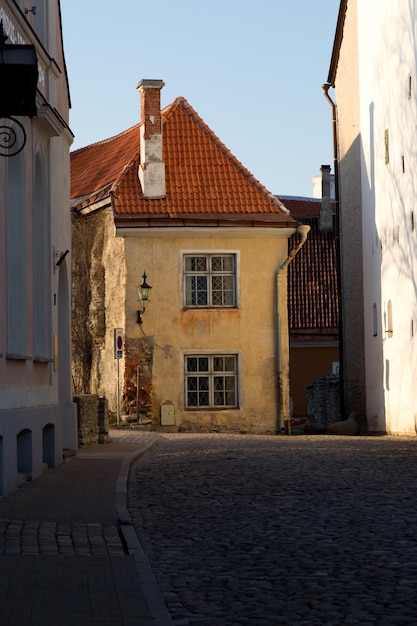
[136,271,152,324]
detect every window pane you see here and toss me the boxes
[188,391,198,406]
[198,377,209,390]
[187,358,198,372]
[224,376,235,390]
[222,276,235,305]
[213,357,224,371]
[198,391,209,406]
[214,375,224,390]
[214,391,224,405]
[225,390,236,405]
[196,275,208,305]
[185,256,207,272]
[224,356,236,371]
[222,256,234,271]
[211,275,235,306]
[211,255,234,272]
[211,256,222,272]
[186,275,207,306]
[198,357,209,372]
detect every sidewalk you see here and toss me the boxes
[0,430,173,626]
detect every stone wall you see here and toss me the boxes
[74,395,110,447]
[307,374,341,428]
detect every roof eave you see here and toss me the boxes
[327,0,349,86]
[113,214,297,230]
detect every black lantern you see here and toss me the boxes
[136,272,152,324]
[0,20,38,119]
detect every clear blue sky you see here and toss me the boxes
[60,1,339,198]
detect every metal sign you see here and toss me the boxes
[114,328,123,359]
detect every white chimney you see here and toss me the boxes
[137,79,165,199]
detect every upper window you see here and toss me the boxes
[184,254,236,307]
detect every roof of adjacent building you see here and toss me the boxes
[286,199,339,338]
[71,96,296,229]
[328,0,348,85]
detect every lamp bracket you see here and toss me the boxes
[54,249,69,268]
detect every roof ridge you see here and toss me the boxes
[111,158,138,198]
[71,122,140,155]
[162,97,276,201]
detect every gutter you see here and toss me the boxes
[276,224,310,434]
[322,82,345,420]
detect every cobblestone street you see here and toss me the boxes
[128,433,417,625]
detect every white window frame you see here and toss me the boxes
[184,354,239,409]
[183,252,237,308]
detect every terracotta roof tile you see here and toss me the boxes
[288,214,339,336]
[71,96,295,228]
[71,125,139,200]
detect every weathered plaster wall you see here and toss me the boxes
[121,232,290,434]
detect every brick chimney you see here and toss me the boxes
[137,79,165,199]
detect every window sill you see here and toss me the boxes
[33,356,53,363]
[185,407,239,411]
[6,354,32,361]
[183,306,238,311]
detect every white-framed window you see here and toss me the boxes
[183,253,236,307]
[185,354,238,408]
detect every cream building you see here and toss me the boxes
[0,0,76,494]
[71,80,307,435]
[327,0,417,434]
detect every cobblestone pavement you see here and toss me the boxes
[127,433,417,626]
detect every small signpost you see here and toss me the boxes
[114,328,123,425]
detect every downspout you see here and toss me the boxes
[276,224,310,435]
[322,82,345,420]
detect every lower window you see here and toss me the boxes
[185,355,238,408]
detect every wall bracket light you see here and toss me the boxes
[136,271,152,324]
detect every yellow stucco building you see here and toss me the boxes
[71,80,306,434]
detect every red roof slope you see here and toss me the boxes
[71,124,139,200]
[71,97,295,228]
[287,204,339,338]
[277,196,322,217]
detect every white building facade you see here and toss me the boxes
[0,0,76,494]
[329,0,417,434]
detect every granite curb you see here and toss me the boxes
[111,433,174,626]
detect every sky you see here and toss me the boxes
[60,1,340,198]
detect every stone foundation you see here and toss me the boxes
[74,394,110,447]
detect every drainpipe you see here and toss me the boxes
[276,224,310,435]
[322,82,345,420]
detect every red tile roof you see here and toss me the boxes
[71,97,296,229]
[277,196,322,217]
[287,209,339,338]
[71,124,139,201]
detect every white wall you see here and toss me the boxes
[357,0,417,433]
